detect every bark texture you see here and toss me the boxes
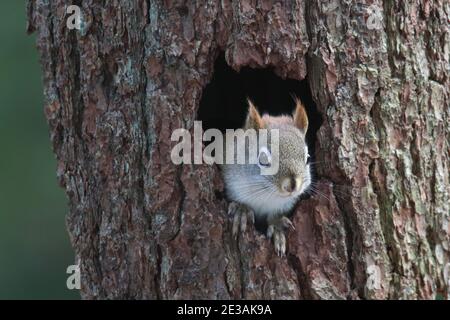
[28,0,449,299]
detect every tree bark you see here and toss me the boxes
[28,0,449,299]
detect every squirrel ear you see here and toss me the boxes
[245,98,264,129]
[293,98,308,135]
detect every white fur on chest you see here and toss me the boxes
[223,165,299,217]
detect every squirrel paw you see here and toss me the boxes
[228,202,255,239]
[267,216,295,257]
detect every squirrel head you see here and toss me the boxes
[244,98,311,204]
[222,97,311,215]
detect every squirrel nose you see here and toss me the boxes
[281,177,302,194]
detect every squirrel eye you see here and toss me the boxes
[258,147,271,167]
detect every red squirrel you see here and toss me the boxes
[221,99,311,256]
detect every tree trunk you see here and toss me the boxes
[27,0,449,299]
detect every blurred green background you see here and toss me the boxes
[0,1,78,299]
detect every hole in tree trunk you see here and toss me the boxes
[198,54,322,156]
[197,53,323,230]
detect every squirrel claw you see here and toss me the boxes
[274,231,286,257]
[267,216,294,257]
[281,216,295,230]
[232,211,241,238]
[229,202,254,239]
